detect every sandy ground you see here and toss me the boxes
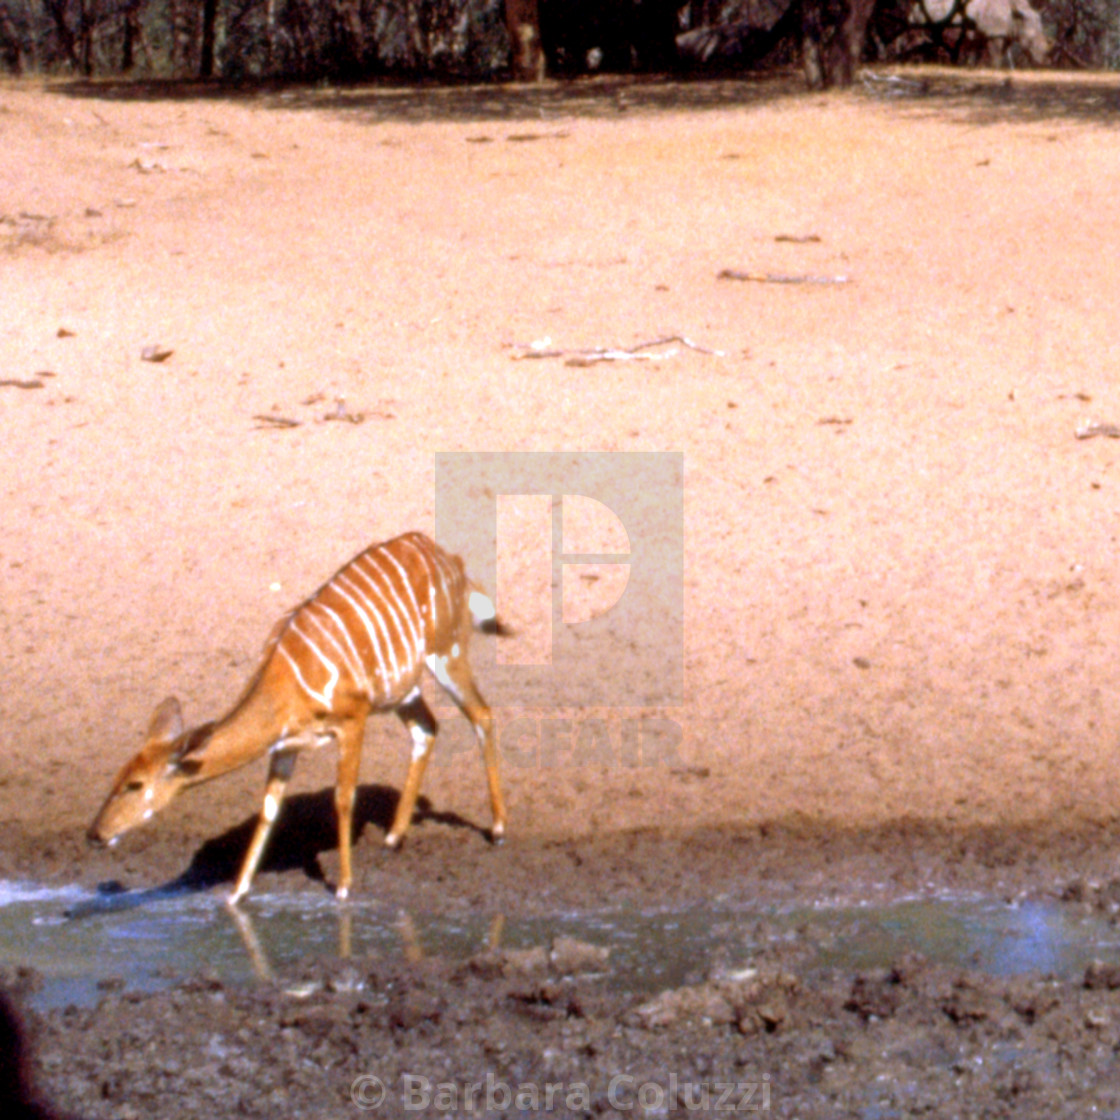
[6,67,1120,1116]
[4,68,1120,884]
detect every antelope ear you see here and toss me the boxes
[172,756,204,778]
[172,721,216,771]
[147,696,184,745]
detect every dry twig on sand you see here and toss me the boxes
[1075,421,1120,440]
[718,269,851,286]
[322,398,366,424]
[0,378,48,389]
[510,334,724,365]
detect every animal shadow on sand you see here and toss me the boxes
[67,784,482,918]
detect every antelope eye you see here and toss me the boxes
[124,780,145,793]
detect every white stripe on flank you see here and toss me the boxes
[365,551,420,659]
[381,549,425,657]
[347,561,402,682]
[305,606,370,696]
[400,536,439,630]
[428,547,461,628]
[344,563,399,677]
[320,604,369,689]
[332,573,391,690]
[278,642,333,708]
[302,610,353,679]
[288,619,340,705]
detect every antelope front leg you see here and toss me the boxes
[229,748,297,905]
[386,693,437,848]
[333,718,367,901]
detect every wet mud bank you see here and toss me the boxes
[9,821,1120,1118]
[16,929,1120,1119]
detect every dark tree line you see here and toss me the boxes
[16,0,613,76]
[0,0,517,77]
[0,0,1113,85]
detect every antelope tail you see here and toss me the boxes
[469,588,513,636]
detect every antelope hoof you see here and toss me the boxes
[335,884,350,902]
[384,832,402,850]
[489,824,506,846]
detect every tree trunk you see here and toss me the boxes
[837,0,876,84]
[631,0,681,70]
[0,4,23,72]
[505,0,544,80]
[801,0,876,88]
[802,0,827,86]
[169,0,193,75]
[200,0,219,76]
[78,0,93,75]
[44,0,79,69]
[122,3,135,70]
[264,0,278,72]
[333,0,366,77]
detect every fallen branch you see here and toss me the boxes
[1075,421,1120,440]
[718,269,851,285]
[860,72,928,97]
[322,398,366,424]
[0,378,46,389]
[253,414,301,430]
[511,334,724,365]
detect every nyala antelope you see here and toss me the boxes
[87,532,508,903]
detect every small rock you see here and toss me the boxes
[466,946,549,979]
[550,937,610,974]
[503,947,551,976]
[1084,960,1120,991]
[756,999,788,1030]
[629,984,735,1030]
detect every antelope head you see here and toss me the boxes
[86,697,206,847]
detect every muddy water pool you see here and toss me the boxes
[3,880,1119,1010]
